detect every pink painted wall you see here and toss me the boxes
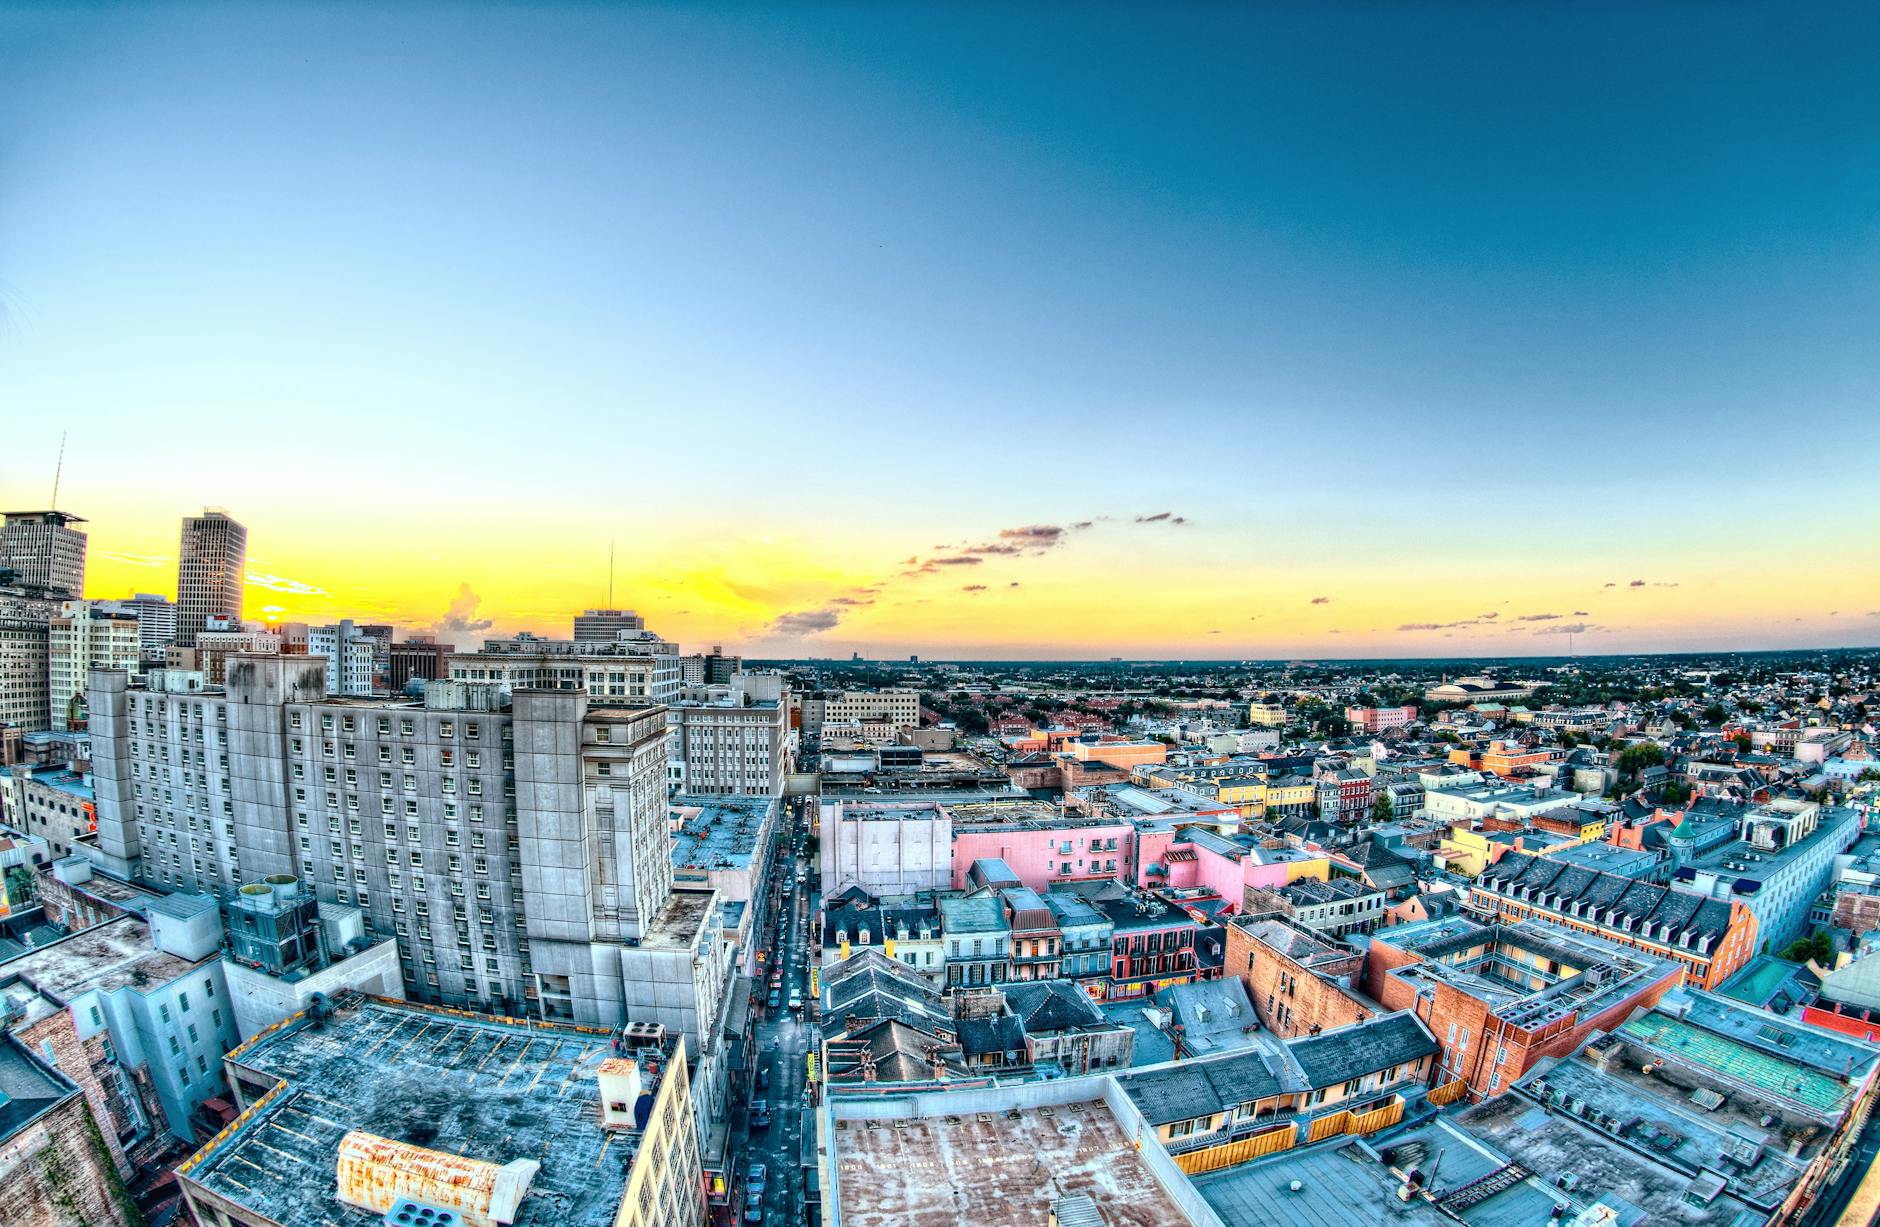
[951,822,1134,891]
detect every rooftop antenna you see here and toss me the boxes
[49,429,67,506]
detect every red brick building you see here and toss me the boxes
[1365,916,1680,1101]
[1224,915,1375,1039]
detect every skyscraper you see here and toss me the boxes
[175,509,246,646]
[0,510,88,596]
[100,593,179,663]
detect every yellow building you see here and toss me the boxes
[1248,701,1289,727]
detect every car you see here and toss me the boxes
[757,1067,770,1091]
[766,990,781,1009]
[788,989,803,1012]
[743,1204,762,1224]
[749,1164,768,1193]
[751,1102,771,1129]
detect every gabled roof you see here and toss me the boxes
[1287,1012,1436,1090]
[1002,980,1105,1033]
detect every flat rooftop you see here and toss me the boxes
[185,998,668,1227]
[640,887,717,949]
[0,914,202,1004]
[669,794,775,873]
[831,1098,1196,1227]
[1194,1122,1557,1227]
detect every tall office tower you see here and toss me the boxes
[0,510,88,596]
[175,509,246,646]
[47,600,141,730]
[0,584,60,731]
[101,593,179,664]
[574,608,645,642]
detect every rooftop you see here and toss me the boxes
[830,1098,1197,1227]
[668,793,776,874]
[183,997,677,1227]
[0,915,203,1012]
[0,1034,75,1144]
[1195,1120,1558,1227]
[640,887,717,949]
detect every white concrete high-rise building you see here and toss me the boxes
[48,600,142,731]
[307,619,378,695]
[175,510,246,647]
[451,631,683,704]
[1,510,88,596]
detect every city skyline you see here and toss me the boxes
[4,2,1877,658]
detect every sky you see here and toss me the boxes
[2,1,1876,659]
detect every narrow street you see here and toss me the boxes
[735,801,820,1226]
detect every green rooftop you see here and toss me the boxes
[1620,1013,1848,1114]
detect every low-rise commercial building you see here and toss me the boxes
[178,996,704,1227]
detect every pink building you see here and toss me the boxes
[949,815,1135,891]
[1346,704,1419,732]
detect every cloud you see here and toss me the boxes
[827,596,873,607]
[1517,613,1561,622]
[1479,612,1499,621]
[1572,610,1590,616]
[929,555,982,566]
[1311,596,1331,605]
[770,606,844,635]
[245,570,329,596]
[96,550,170,568]
[434,583,493,633]
[999,525,1066,544]
[1008,582,1021,588]
[1627,579,1679,589]
[1532,621,1595,635]
[1603,582,1616,588]
[1397,619,1485,631]
[261,604,285,614]
[1133,512,1189,525]
[1207,629,1222,635]
[1069,520,1094,530]
[962,584,987,593]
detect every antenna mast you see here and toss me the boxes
[50,430,67,506]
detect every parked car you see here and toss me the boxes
[767,989,781,1009]
[788,989,803,1013]
[751,1101,771,1129]
[749,1164,768,1193]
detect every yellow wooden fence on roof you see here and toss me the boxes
[1172,1123,1296,1175]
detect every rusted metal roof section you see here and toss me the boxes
[336,1129,540,1227]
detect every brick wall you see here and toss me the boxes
[15,1007,140,1180]
[0,1092,134,1227]
[1227,922,1373,1039]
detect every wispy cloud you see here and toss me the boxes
[97,550,170,568]
[1533,621,1596,635]
[245,570,329,596]
[1311,596,1331,605]
[1516,612,1561,622]
[962,584,987,593]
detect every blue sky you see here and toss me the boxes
[2,2,1876,656]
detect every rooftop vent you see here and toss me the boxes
[383,1203,460,1227]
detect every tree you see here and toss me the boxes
[1371,793,1396,825]
[1702,703,1727,725]
[1615,742,1666,781]
[1780,931,1835,966]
